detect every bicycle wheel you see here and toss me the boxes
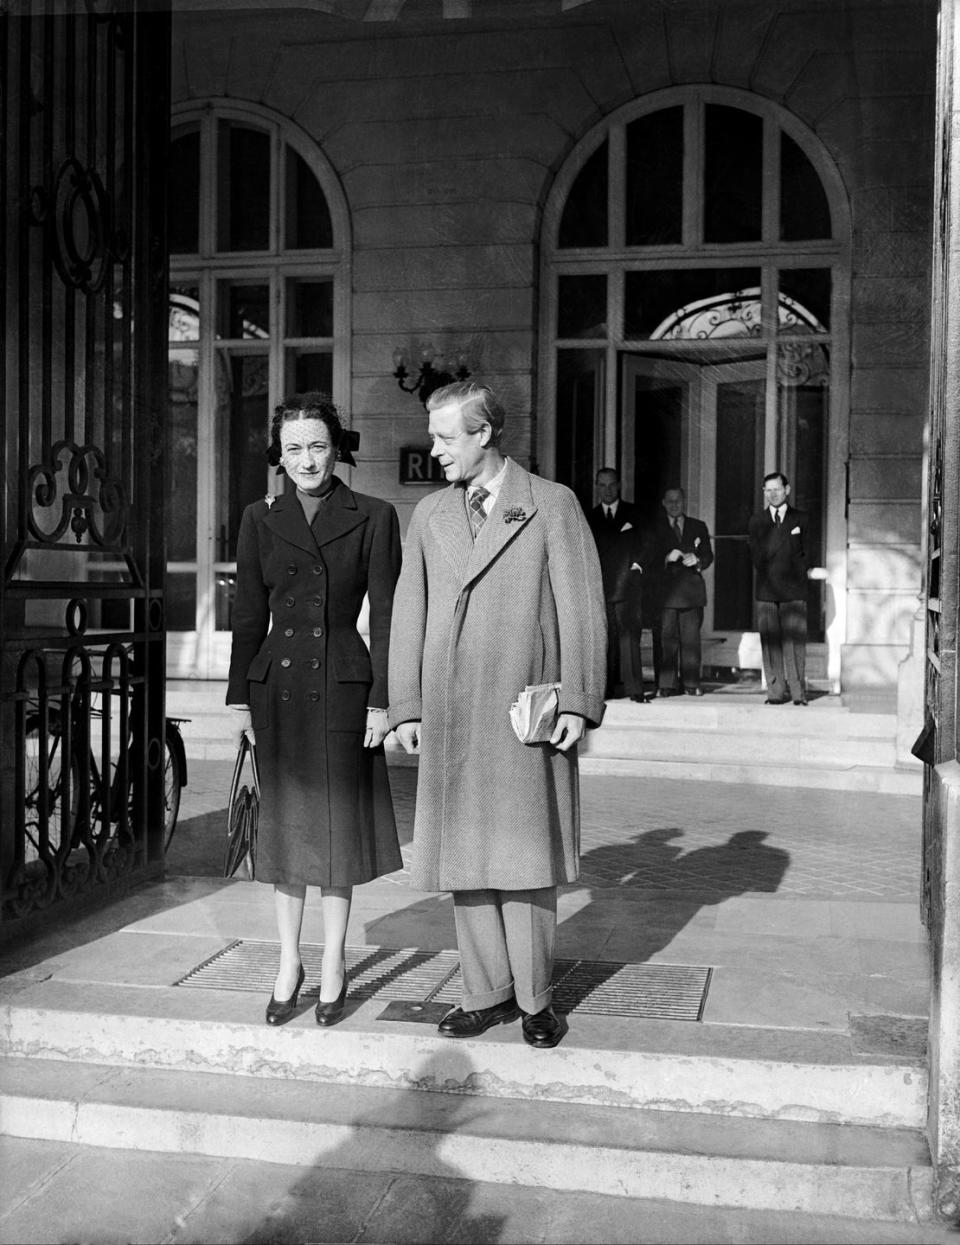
[163,724,184,850]
[23,713,81,859]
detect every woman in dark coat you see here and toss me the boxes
[227,393,402,1027]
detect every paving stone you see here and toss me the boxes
[0,1146,226,1245]
[2,1141,957,1245]
[170,764,921,904]
[171,1160,396,1245]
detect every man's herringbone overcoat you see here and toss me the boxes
[388,459,607,892]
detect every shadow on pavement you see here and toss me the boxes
[557,827,791,965]
[235,1049,507,1245]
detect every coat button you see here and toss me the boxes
[280,690,291,702]
[312,596,323,607]
[287,564,297,575]
[285,596,295,607]
[312,564,323,575]
[309,691,320,701]
[310,658,320,669]
[280,658,292,668]
[312,626,323,637]
[284,627,294,637]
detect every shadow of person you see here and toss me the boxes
[556,826,791,995]
[236,1049,508,1245]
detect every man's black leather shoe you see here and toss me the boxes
[521,1006,565,1049]
[438,997,519,1038]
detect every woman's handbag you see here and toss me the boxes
[223,732,259,879]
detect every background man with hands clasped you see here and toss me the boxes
[653,487,713,697]
[388,381,606,1051]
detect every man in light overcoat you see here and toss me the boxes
[388,381,607,1049]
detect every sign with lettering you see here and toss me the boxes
[399,446,445,484]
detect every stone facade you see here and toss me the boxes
[171,0,937,691]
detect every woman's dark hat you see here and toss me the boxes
[338,428,359,467]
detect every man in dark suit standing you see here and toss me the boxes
[587,468,648,703]
[652,487,713,697]
[748,471,809,706]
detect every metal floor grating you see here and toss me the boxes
[174,941,712,1022]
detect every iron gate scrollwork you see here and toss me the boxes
[1,2,171,930]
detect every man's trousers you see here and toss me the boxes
[452,887,557,1014]
[658,605,703,692]
[756,597,807,702]
[605,600,644,697]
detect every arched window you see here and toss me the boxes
[540,87,849,674]
[166,104,350,678]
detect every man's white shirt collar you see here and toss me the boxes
[468,459,508,514]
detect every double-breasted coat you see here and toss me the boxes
[747,505,809,601]
[387,459,607,893]
[227,478,403,887]
[586,501,648,609]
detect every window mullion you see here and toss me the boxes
[683,99,701,247]
[272,127,283,255]
[200,111,217,260]
[608,123,625,251]
[764,263,780,473]
[763,119,780,243]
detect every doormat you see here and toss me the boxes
[174,940,712,1022]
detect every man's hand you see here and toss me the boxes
[665,548,683,563]
[550,712,586,752]
[395,721,421,754]
[681,552,699,568]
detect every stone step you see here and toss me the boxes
[0,979,927,1130]
[586,726,895,768]
[599,698,897,736]
[577,755,922,794]
[166,681,921,792]
[0,1057,934,1222]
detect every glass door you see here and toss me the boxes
[699,362,766,638]
[622,353,767,664]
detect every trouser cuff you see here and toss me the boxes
[461,980,517,1011]
[519,983,554,1014]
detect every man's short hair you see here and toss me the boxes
[426,381,505,446]
[596,467,620,483]
[662,485,685,501]
[763,471,789,488]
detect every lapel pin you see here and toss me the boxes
[264,495,275,508]
[503,506,527,524]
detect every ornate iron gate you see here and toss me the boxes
[1,3,170,931]
[921,0,959,933]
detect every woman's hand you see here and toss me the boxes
[364,707,390,749]
[229,705,255,747]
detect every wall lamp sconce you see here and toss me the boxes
[393,345,471,407]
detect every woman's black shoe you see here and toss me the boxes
[266,963,305,1026]
[315,972,348,1026]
